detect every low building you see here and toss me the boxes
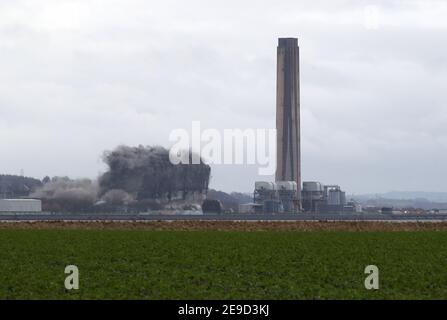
[344,201,363,213]
[0,199,42,213]
[239,203,263,214]
[381,207,394,214]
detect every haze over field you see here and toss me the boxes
[1,0,446,194]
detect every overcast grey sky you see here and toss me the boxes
[1,0,446,194]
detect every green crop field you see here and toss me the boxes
[0,229,446,300]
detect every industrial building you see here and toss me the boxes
[0,199,42,213]
[251,181,299,214]
[301,182,361,213]
[301,182,325,212]
[246,180,354,214]
[253,182,281,213]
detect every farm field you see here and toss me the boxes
[0,227,446,299]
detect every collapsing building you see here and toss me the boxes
[99,145,210,204]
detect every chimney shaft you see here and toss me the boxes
[276,37,301,209]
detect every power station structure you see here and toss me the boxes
[252,181,299,213]
[301,182,348,213]
[250,180,355,214]
[242,38,358,214]
[248,37,303,214]
[276,38,302,210]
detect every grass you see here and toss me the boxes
[0,229,446,299]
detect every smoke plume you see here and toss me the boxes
[32,176,98,212]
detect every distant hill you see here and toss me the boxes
[351,191,447,210]
[0,174,42,198]
[382,191,447,203]
[353,191,447,203]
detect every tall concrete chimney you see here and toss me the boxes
[276,37,301,209]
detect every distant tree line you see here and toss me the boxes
[0,174,42,198]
